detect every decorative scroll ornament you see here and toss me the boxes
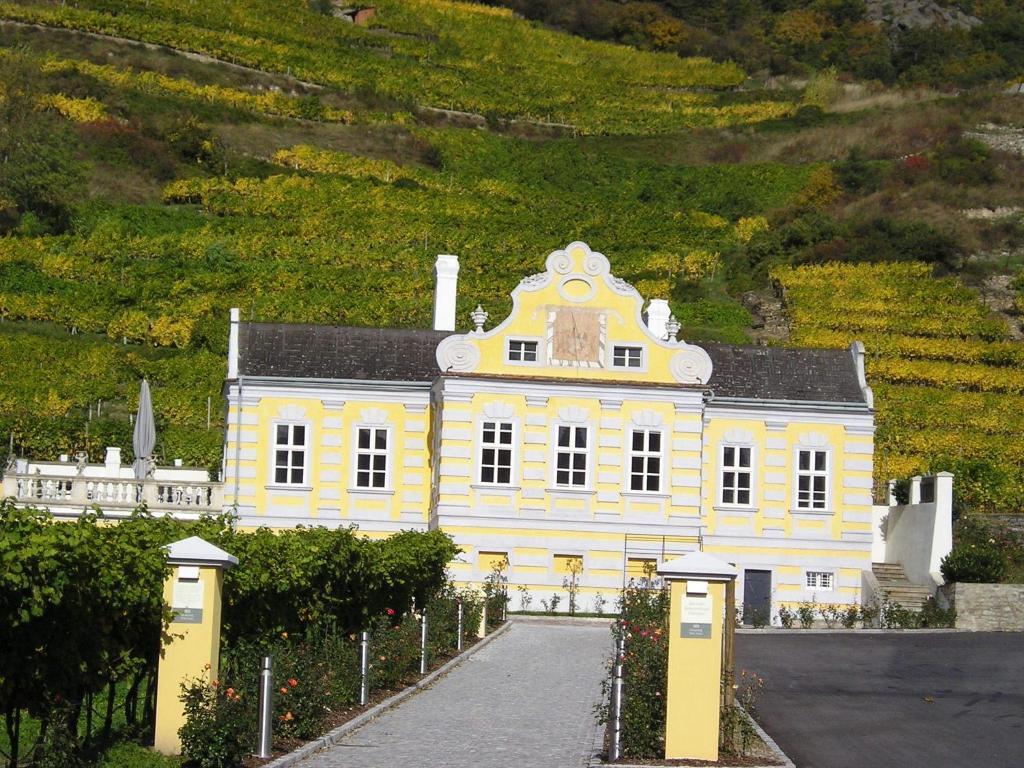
[583,250,610,277]
[607,275,636,295]
[436,336,481,373]
[546,249,573,275]
[519,272,550,290]
[670,347,713,384]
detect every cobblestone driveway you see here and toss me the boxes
[298,618,611,768]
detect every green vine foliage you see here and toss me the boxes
[0,502,458,766]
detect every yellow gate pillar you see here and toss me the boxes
[154,536,238,755]
[657,551,738,762]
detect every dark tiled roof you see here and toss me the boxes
[238,323,867,405]
[704,343,865,403]
[238,323,452,382]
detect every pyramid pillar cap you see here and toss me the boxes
[657,551,737,582]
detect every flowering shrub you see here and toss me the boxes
[185,591,485,767]
[596,583,669,759]
[179,676,251,768]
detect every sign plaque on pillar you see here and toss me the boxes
[680,581,713,639]
[171,566,205,624]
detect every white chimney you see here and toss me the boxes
[104,447,121,476]
[646,299,671,340]
[433,254,460,332]
[227,307,240,379]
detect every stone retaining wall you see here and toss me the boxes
[939,582,1024,631]
[987,514,1024,536]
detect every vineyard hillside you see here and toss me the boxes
[1,0,1024,514]
[776,263,1024,512]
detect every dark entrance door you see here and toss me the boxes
[742,569,772,626]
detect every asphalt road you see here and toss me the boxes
[735,632,1024,768]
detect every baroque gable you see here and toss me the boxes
[436,242,713,385]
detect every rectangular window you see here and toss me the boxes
[796,449,828,509]
[612,345,643,368]
[508,339,538,362]
[721,445,752,506]
[480,421,514,485]
[629,429,662,492]
[273,423,306,485]
[555,425,588,487]
[806,571,834,590]
[355,427,388,489]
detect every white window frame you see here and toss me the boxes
[505,337,544,366]
[270,421,310,488]
[608,343,647,372]
[626,427,664,494]
[351,424,393,492]
[552,423,590,490]
[804,570,835,591]
[794,447,830,511]
[477,419,516,486]
[719,443,755,508]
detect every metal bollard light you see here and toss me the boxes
[359,630,370,706]
[456,599,464,652]
[610,631,625,762]
[256,656,274,758]
[419,609,429,675]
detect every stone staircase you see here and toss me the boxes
[872,563,934,609]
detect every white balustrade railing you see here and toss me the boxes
[3,473,223,515]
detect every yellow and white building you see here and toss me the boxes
[222,242,877,618]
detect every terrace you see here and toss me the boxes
[2,447,224,518]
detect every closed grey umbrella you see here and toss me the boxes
[132,379,156,481]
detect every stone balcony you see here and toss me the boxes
[2,447,224,519]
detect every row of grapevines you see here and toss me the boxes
[791,328,1024,367]
[778,262,1024,511]
[0,0,794,134]
[37,53,354,121]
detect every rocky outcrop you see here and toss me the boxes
[966,124,1024,156]
[741,290,790,345]
[866,0,981,31]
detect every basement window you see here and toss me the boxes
[805,571,834,591]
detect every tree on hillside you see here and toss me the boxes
[0,52,85,234]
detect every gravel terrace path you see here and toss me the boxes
[297,618,611,768]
